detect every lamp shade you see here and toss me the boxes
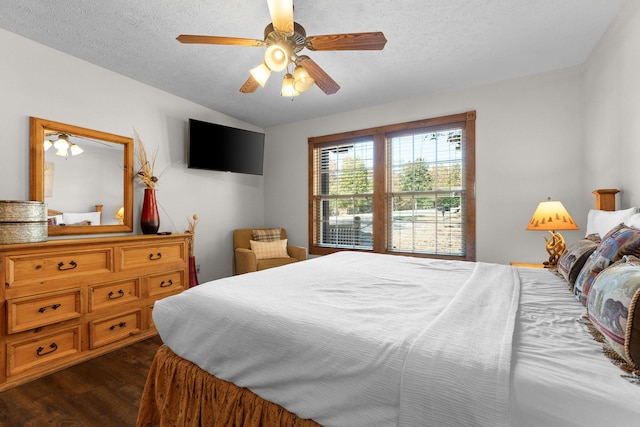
[293,65,314,92]
[114,206,124,224]
[53,135,70,151]
[264,44,288,72]
[114,206,124,219]
[281,73,299,97]
[69,143,84,156]
[526,200,579,231]
[249,62,271,87]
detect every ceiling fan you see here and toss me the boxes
[176,0,387,96]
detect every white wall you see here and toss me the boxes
[0,29,265,281]
[265,67,588,265]
[583,0,640,209]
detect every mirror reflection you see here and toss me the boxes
[30,117,134,236]
[44,134,123,225]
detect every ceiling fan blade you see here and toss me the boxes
[297,56,340,95]
[239,75,260,94]
[177,34,265,47]
[306,32,387,51]
[266,0,294,34]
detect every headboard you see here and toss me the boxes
[593,189,619,211]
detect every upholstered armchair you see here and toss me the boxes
[233,228,307,275]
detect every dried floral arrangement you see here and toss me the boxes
[134,130,158,189]
[185,214,199,257]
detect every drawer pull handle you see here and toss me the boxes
[160,279,173,288]
[149,252,162,260]
[36,342,58,357]
[107,290,125,300]
[57,260,78,271]
[38,303,61,313]
[109,321,127,330]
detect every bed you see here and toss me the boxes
[137,191,640,427]
[47,205,103,226]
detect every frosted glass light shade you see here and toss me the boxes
[250,62,271,87]
[281,73,299,97]
[53,135,70,151]
[265,44,289,72]
[293,65,314,92]
[69,143,84,156]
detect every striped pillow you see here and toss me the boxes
[251,228,282,242]
[250,239,289,260]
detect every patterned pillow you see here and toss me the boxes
[250,239,289,259]
[574,224,640,306]
[251,228,282,242]
[587,256,640,369]
[557,239,598,289]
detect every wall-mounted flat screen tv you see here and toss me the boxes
[188,118,265,176]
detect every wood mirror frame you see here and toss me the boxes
[30,117,134,236]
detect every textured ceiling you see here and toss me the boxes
[0,0,625,128]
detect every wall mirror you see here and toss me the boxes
[30,117,134,236]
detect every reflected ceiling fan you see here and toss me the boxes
[177,0,387,96]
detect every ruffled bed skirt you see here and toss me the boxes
[136,344,322,427]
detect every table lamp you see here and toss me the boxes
[526,198,579,267]
[114,206,125,225]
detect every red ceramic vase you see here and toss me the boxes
[140,188,160,234]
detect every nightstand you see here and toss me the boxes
[510,262,546,268]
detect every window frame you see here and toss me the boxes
[308,111,476,261]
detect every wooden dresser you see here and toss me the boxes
[0,233,190,391]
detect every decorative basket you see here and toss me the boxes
[0,201,48,244]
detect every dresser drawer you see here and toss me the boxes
[7,289,82,334]
[89,310,142,349]
[5,248,112,288]
[119,241,185,271]
[7,325,81,377]
[89,279,141,312]
[148,270,184,297]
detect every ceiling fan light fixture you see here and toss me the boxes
[249,62,272,87]
[264,44,289,72]
[281,73,299,97]
[43,140,53,151]
[293,65,314,92]
[177,0,386,98]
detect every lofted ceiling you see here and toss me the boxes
[0,0,626,128]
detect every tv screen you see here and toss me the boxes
[188,119,265,176]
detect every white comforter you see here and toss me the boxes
[153,252,519,426]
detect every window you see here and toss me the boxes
[312,138,375,250]
[309,111,475,260]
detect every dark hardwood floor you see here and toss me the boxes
[0,335,162,427]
